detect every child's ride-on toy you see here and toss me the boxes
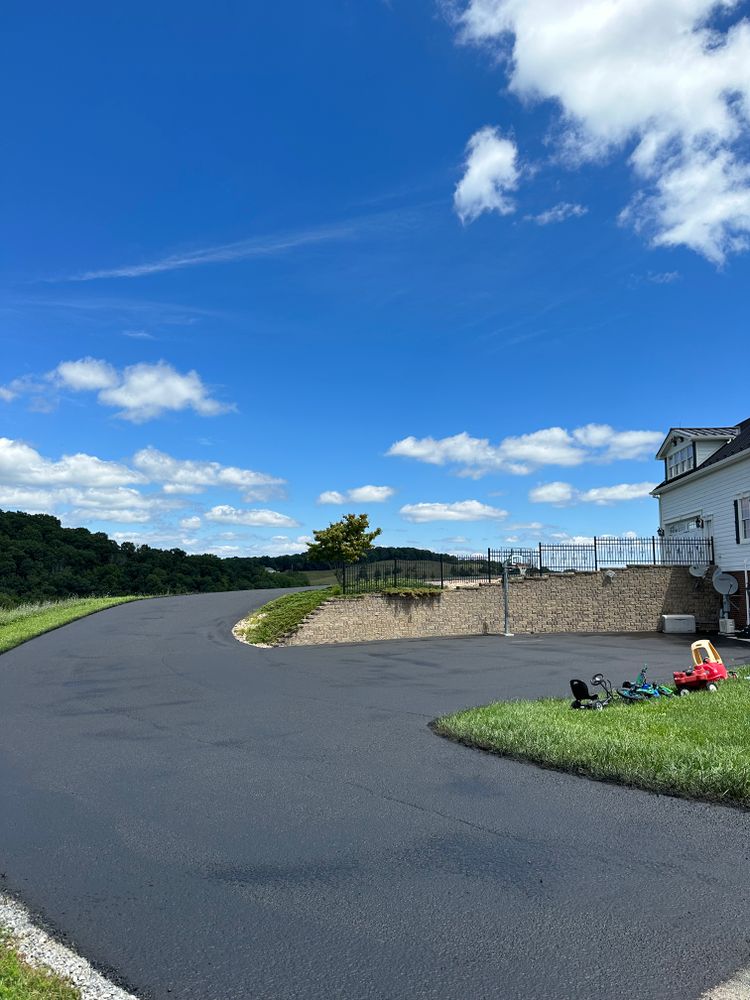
[570,673,614,710]
[673,640,728,695]
[618,666,673,702]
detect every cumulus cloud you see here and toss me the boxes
[205,504,300,528]
[98,361,231,422]
[454,126,520,223]
[399,500,509,522]
[0,437,295,534]
[388,423,662,477]
[529,480,658,506]
[54,357,118,391]
[317,485,395,504]
[0,437,143,488]
[455,0,750,262]
[133,447,284,500]
[526,203,588,225]
[2,358,234,423]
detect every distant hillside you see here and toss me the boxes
[261,545,468,574]
[0,510,309,602]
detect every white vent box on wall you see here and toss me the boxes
[719,618,736,635]
[661,614,696,633]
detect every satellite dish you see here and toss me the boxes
[689,564,709,579]
[712,571,739,596]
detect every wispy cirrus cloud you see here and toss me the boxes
[526,203,588,226]
[67,222,357,282]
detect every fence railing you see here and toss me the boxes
[340,537,714,594]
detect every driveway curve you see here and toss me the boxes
[1,590,749,1000]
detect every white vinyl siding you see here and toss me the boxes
[657,453,750,570]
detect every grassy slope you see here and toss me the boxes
[0,597,142,656]
[0,933,79,1000]
[234,588,335,645]
[434,668,750,807]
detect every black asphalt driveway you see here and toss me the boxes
[1,591,749,1000]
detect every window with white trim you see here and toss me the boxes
[666,444,694,480]
[667,517,701,535]
[741,497,750,541]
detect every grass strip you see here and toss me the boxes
[0,932,80,999]
[0,597,143,656]
[433,667,750,807]
[234,588,336,645]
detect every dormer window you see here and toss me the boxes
[666,444,694,480]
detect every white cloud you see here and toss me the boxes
[527,481,575,505]
[0,437,142,488]
[526,202,588,225]
[2,359,234,424]
[67,222,356,281]
[317,485,395,504]
[456,0,750,261]
[133,447,284,500]
[388,423,662,477]
[180,515,202,530]
[205,504,300,528]
[54,357,118,391]
[454,126,520,223]
[399,500,509,522]
[98,361,232,423]
[529,480,658,506]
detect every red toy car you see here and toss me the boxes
[673,640,728,694]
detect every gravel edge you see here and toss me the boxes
[0,892,139,1000]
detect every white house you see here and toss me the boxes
[651,419,750,627]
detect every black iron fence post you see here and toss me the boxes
[538,542,543,574]
[652,536,657,565]
[342,563,347,594]
[393,558,397,588]
[487,547,491,584]
[593,536,598,572]
[440,555,444,589]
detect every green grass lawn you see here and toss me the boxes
[234,587,336,645]
[0,932,79,1000]
[433,667,750,807]
[303,570,340,587]
[0,597,143,656]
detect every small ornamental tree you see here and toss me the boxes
[306,513,381,574]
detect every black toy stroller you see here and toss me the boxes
[570,673,614,710]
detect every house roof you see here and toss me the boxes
[652,417,750,492]
[655,425,738,460]
[673,427,739,438]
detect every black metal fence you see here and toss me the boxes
[340,537,714,594]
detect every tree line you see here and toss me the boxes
[0,510,309,603]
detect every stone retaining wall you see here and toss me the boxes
[282,566,720,646]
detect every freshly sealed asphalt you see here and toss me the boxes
[1,590,750,1000]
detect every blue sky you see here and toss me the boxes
[2,0,750,557]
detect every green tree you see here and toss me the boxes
[306,513,381,567]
